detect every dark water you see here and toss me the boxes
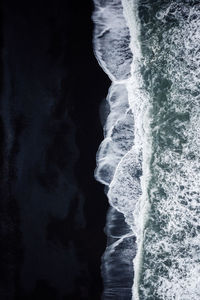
[0,1,110,299]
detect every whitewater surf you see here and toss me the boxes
[93,1,200,299]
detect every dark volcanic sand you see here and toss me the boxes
[0,0,110,299]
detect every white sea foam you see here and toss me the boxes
[121,2,153,299]
[95,83,135,186]
[92,0,133,81]
[94,1,200,299]
[137,2,200,299]
[93,0,151,299]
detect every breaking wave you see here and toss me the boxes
[93,0,200,299]
[93,0,150,298]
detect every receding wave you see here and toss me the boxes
[93,0,200,299]
[93,0,150,299]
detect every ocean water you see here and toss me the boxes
[93,0,200,299]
